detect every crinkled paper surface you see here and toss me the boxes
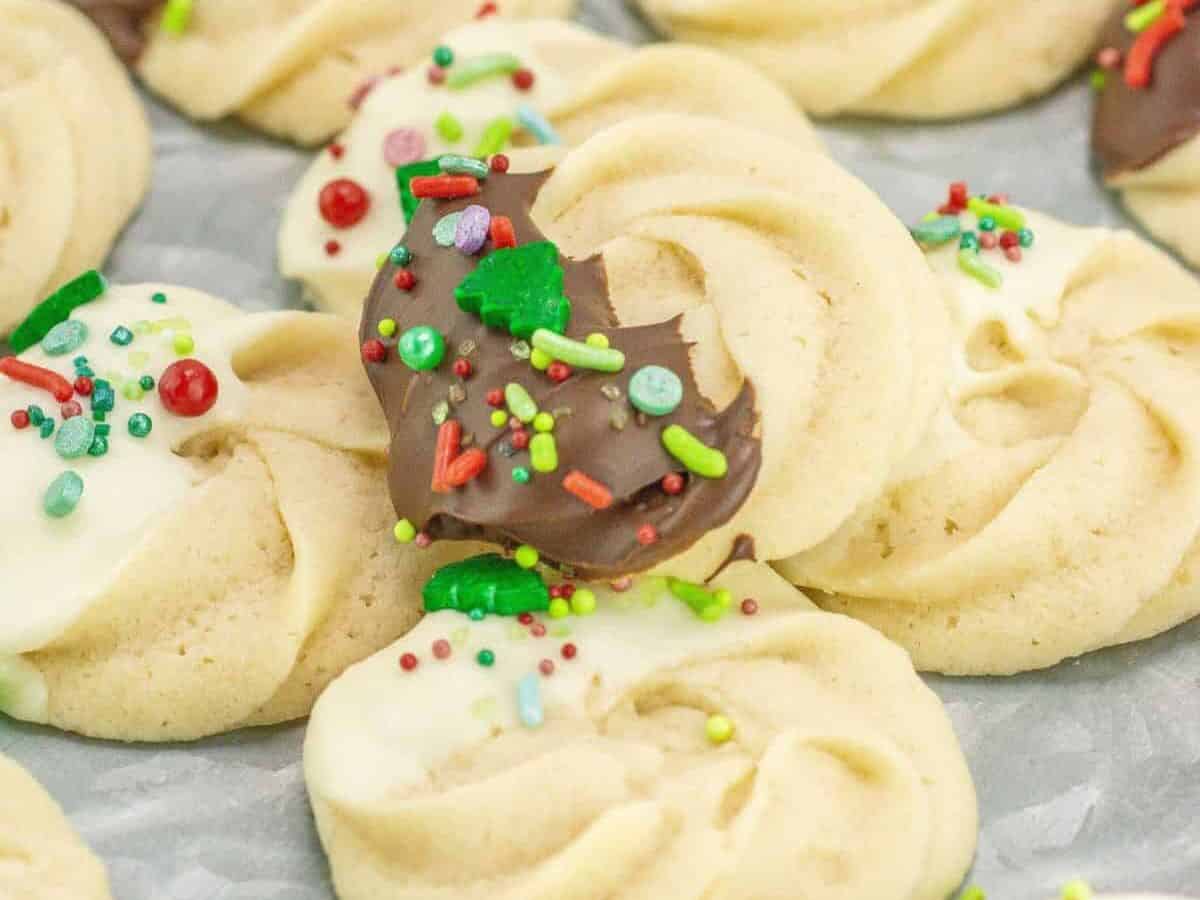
[2,1,1199,897]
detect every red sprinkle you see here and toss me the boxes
[432,639,452,660]
[490,154,510,174]
[427,65,446,85]
[410,175,479,199]
[661,472,685,495]
[324,239,341,256]
[486,388,505,407]
[73,376,93,397]
[509,416,523,431]
[987,193,1009,205]
[636,524,659,546]
[562,469,614,510]
[999,230,1020,249]
[361,339,387,364]
[979,232,998,250]
[512,68,535,91]
[560,584,575,599]
[948,181,968,211]
[329,142,345,160]
[518,612,534,625]
[476,1,498,16]
[158,359,220,417]
[1097,47,1122,69]
[348,76,380,110]
[530,622,546,637]
[538,659,555,676]
[1005,247,1023,263]
[60,401,82,419]
[431,420,463,493]
[394,269,416,291]
[10,410,30,429]
[444,448,488,487]
[415,532,433,548]
[0,358,74,402]
[318,178,371,229]
[546,361,571,383]
[561,642,578,660]
[1126,6,1186,88]
[489,215,516,249]
[741,598,759,616]
[549,585,563,599]
[452,358,473,379]
[510,429,530,450]
[400,652,419,671]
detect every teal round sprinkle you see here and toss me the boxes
[87,435,109,457]
[139,375,155,391]
[94,422,111,437]
[128,413,153,438]
[476,648,496,667]
[1018,227,1034,248]
[629,365,683,417]
[512,466,531,484]
[398,326,446,371]
[72,355,88,368]
[151,291,167,304]
[109,325,134,346]
[978,215,996,232]
[44,471,84,518]
[41,320,89,356]
[389,245,412,266]
[433,212,463,247]
[27,405,44,427]
[55,416,96,459]
[76,366,95,378]
[468,607,486,621]
[432,45,454,67]
[959,232,980,251]
[39,418,55,439]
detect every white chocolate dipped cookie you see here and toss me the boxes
[779,183,1200,675]
[278,19,819,319]
[633,0,1120,119]
[0,0,150,338]
[0,275,486,741]
[306,560,978,900]
[0,753,111,900]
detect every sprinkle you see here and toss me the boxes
[608,405,629,431]
[39,417,55,439]
[530,329,624,372]
[966,197,1024,230]
[490,153,511,174]
[394,519,417,543]
[109,326,134,346]
[549,597,570,618]
[394,269,417,291]
[512,466,531,484]
[398,326,446,371]
[909,215,962,246]
[1017,227,1034,248]
[378,318,397,338]
[43,471,84,518]
[475,118,514,158]
[411,175,479,199]
[741,598,758,615]
[661,472,685,495]
[532,412,554,433]
[433,639,452,660]
[517,104,561,145]
[512,68,535,91]
[959,232,979,251]
[1060,880,1092,900]
[514,544,539,569]
[0,358,74,402]
[319,178,371,228]
[415,532,433,548]
[668,577,728,621]
[1004,246,1022,263]
[173,333,195,355]
[530,348,553,371]
[9,272,105,353]
[600,384,622,401]
[706,715,734,745]
[636,524,659,546]
[1096,46,1122,69]
[160,0,192,34]
[427,65,446,85]
[457,242,571,338]
[399,652,419,672]
[446,53,521,90]
[434,212,464,247]
[662,425,728,479]
[40,320,89,357]
[1126,0,1167,32]
[432,45,455,67]
[490,410,508,428]
[122,380,144,401]
[455,205,492,254]
[958,887,986,900]
[477,649,496,667]
[562,470,613,509]
[87,436,108,457]
[586,334,610,349]
[383,128,427,167]
[510,339,532,360]
[390,245,413,267]
[561,642,577,660]
[517,672,544,728]
[489,215,517,249]
[11,410,30,429]
[538,658,555,675]
[431,420,463,493]
[435,112,464,142]
[26,405,44,426]
[529,432,558,473]
[444,448,488,487]
[546,361,571,383]
[504,382,538,423]
[324,240,341,257]
[476,1,498,17]
[151,291,167,304]
[438,155,490,179]
[629,365,683,416]
[361,339,387,364]
[570,589,596,616]
[979,231,998,250]
[469,607,485,620]
[90,380,114,413]
[54,416,95,458]
[957,249,1003,289]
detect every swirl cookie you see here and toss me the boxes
[0,275,486,741]
[359,115,948,582]
[633,0,1120,118]
[0,0,150,338]
[278,19,819,319]
[67,0,571,145]
[1093,2,1200,267]
[779,183,1200,675]
[0,753,111,900]
[306,561,978,900]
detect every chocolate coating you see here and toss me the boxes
[360,171,762,581]
[1093,7,1200,176]
[63,0,164,64]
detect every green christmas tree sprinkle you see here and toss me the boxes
[455,241,571,339]
[423,553,550,618]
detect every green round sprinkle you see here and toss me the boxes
[122,381,145,401]
[73,355,89,368]
[1018,227,1034,248]
[378,318,397,338]
[977,215,996,232]
[571,588,596,616]
[55,416,96,459]
[586,333,609,349]
[110,326,134,346]
[629,365,683,417]
[530,348,552,371]
[433,212,463,247]
[959,232,979,251]
[909,215,961,246]
[27,405,44,427]
[468,607,486,621]
[529,432,558,473]
[532,412,554,433]
[398,326,446,371]
[39,418,56,439]
[432,45,454,67]
[490,410,509,428]
[393,519,416,543]
[139,375,155,391]
[41,320,89,356]
[174,333,195,355]
[476,649,495,667]
[504,382,538,423]
[706,714,734,744]
[128,413,153,438]
[662,425,727,479]
[44,471,84,518]
[435,111,464,143]
[514,544,539,569]
[548,598,570,619]
[87,435,109,457]
[151,291,168,304]
[531,329,625,373]
[512,466,531,484]
[389,245,412,266]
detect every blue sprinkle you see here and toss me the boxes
[517,105,561,146]
[517,672,544,729]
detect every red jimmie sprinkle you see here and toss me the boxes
[431,420,463,493]
[562,469,613,510]
[394,269,416,291]
[410,175,479,199]
[443,448,488,487]
[1125,5,1186,88]
[0,358,74,402]
[489,215,516,249]
[361,339,387,364]
[476,1,498,16]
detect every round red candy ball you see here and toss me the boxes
[60,401,82,419]
[636,524,659,546]
[512,68,535,91]
[490,154,510,174]
[661,472,685,495]
[324,239,341,256]
[560,583,575,599]
[530,622,546,637]
[538,659,555,676]
[399,652,419,671]
[561,642,577,660]
[486,388,504,407]
[741,598,759,616]
[73,376,93,396]
[361,339,388,364]
[318,178,370,229]
[10,409,30,429]
[510,429,530,450]
[432,639,452,660]
[547,361,571,383]
[158,359,219,418]
[394,269,416,291]
[452,358,472,379]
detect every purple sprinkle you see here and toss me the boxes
[383,128,426,167]
[455,205,491,255]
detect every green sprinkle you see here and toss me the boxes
[476,649,495,667]
[40,320,89,356]
[389,245,412,266]
[431,400,450,425]
[1060,880,1092,900]
[959,232,980,251]
[662,425,728,479]
[1090,69,1108,92]
[446,53,521,90]
[43,471,84,518]
[512,466,531,484]
[668,577,728,621]
[393,519,416,543]
[490,409,509,428]
[128,413,153,438]
[504,382,538,423]
[1125,0,1165,31]
[54,417,95,459]
[529,432,558,473]
[173,333,194,355]
[474,117,513,157]
[432,45,454,67]
[978,215,996,232]
[958,887,986,900]
[909,215,961,246]
[8,270,106,354]
[75,366,94,378]
[93,422,110,437]
[628,365,683,416]
[957,248,1003,289]
[530,328,625,373]
[90,380,114,414]
[151,291,168,304]
[571,589,596,615]
[434,212,463,247]
[122,381,144,402]
[455,242,571,339]
[92,412,106,424]
[966,197,1025,230]
[26,405,44,427]
[39,418,55,439]
[424,552,549,617]
[139,375,155,391]
[438,154,490,179]
[378,318,397,338]
[530,347,552,371]
[110,326,134,346]
[1018,227,1034,248]
[468,607,486,621]
[396,158,443,224]
[532,412,554,433]
[72,356,89,369]
[398,326,446,371]
[706,714,734,744]
[87,435,109,457]
[160,0,193,34]
[514,545,539,569]
[435,111,464,143]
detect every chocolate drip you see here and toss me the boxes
[1093,7,1200,176]
[62,0,165,64]
[360,171,762,581]
[705,534,757,583]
